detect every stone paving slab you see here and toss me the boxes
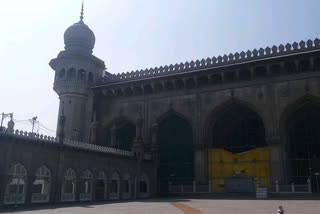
[1,198,320,214]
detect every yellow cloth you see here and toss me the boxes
[208,147,270,192]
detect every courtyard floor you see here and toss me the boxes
[1,198,320,214]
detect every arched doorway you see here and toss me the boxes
[116,122,136,150]
[208,103,268,192]
[109,172,120,200]
[31,166,51,203]
[4,163,27,204]
[157,114,194,193]
[285,101,320,191]
[61,168,76,202]
[95,171,107,201]
[79,170,93,201]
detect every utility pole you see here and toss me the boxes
[31,116,38,133]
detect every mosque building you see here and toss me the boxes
[1,5,320,205]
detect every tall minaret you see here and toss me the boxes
[49,4,105,142]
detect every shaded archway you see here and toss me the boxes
[95,171,107,201]
[285,100,320,190]
[210,103,266,153]
[207,103,268,192]
[157,114,194,193]
[115,122,136,150]
[31,166,51,203]
[4,163,27,204]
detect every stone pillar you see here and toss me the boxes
[266,134,285,184]
[194,144,208,184]
[91,179,96,202]
[25,175,35,205]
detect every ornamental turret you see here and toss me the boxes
[49,4,105,142]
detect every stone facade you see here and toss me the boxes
[1,9,320,206]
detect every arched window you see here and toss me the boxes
[66,68,76,80]
[88,72,93,82]
[157,114,194,193]
[122,173,131,199]
[78,69,86,81]
[139,173,150,198]
[114,122,136,150]
[80,170,93,201]
[95,171,107,201]
[61,168,76,202]
[57,69,65,80]
[4,163,27,204]
[110,172,120,200]
[285,101,320,188]
[31,166,51,203]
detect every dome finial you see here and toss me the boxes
[80,1,84,22]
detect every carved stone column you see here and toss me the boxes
[266,131,285,184]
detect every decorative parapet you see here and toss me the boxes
[0,128,57,143]
[0,128,134,157]
[63,139,134,157]
[99,39,320,84]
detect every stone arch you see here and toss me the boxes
[139,172,150,198]
[61,168,76,202]
[31,165,51,203]
[100,116,136,149]
[56,68,66,80]
[4,163,27,204]
[279,94,320,187]
[156,110,194,193]
[95,170,107,201]
[66,68,76,80]
[110,171,120,200]
[121,172,132,199]
[80,169,93,201]
[88,72,93,82]
[203,98,266,147]
[77,69,86,81]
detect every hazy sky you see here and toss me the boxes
[1,0,320,136]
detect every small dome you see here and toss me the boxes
[64,20,95,53]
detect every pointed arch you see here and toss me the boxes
[66,68,76,80]
[4,163,27,204]
[203,98,266,148]
[100,116,136,149]
[32,165,51,203]
[8,163,27,177]
[139,172,150,198]
[156,110,194,193]
[110,171,120,200]
[96,170,107,201]
[279,94,320,186]
[122,172,132,199]
[61,168,76,202]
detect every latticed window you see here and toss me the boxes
[35,166,50,178]
[97,171,106,180]
[8,163,27,177]
[64,168,76,181]
[81,170,93,179]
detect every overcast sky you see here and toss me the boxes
[1,0,320,136]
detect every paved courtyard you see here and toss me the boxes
[2,198,320,214]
